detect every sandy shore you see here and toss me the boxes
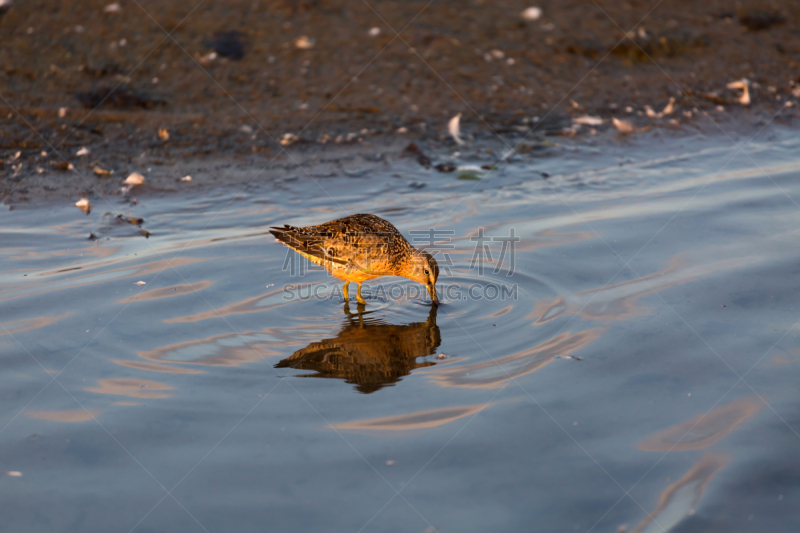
[2,0,798,203]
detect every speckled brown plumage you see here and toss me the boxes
[270,213,439,305]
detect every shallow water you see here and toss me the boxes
[3,129,800,532]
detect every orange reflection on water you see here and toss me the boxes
[481,304,513,319]
[532,254,761,324]
[113,359,204,374]
[137,328,286,367]
[26,409,102,423]
[0,313,72,337]
[768,350,800,367]
[455,221,593,253]
[423,329,601,389]
[332,403,494,435]
[5,240,119,264]
[637,396,762,452]
[115,280,215,304]
[0,257,209,306]
[631,454,729,533]
[85,378,173,399]
[36,255,207,279]
[277,305,440,393]
[163,283,304,323]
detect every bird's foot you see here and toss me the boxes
[356,283,367,305]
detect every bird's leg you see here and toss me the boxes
[342,281,350,301]
[356,282,367,305]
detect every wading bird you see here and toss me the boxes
[270,214,439,305]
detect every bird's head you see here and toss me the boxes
[403,250,439,305]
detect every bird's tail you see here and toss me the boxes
[270,225,358,271]
[269,225,302,249]
[270,225,327,258]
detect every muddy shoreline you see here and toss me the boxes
[2,0,799,203]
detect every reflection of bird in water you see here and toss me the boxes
[275,304,441,393]
[270,213,439,305]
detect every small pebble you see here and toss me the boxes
[521,7,542,21]
[124,172,145,186]
[662,97,676,115]
[448,113,464,145]
[294,36,315,49]
[75,198,91,214]
[726,79,751,105]
[199,52,217,65]
[573,115,603,126]
[612,117,635,133]
[280,133,298,146]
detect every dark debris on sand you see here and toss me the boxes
[206,30,246,60]
[76,86,168,110]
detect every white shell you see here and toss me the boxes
[124,172,145,186]
[75,198,91,212]
[573,115,603,126]
[726,80,751,105]
[612,118,635,133]
[521,7,542,21]
[448,113,465,145]
[294,36,315,49]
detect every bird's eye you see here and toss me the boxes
[424,269,430,275]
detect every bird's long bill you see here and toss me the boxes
[428,283,439,306]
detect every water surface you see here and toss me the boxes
[2,130,800,532]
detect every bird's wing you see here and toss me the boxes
[271,220,396,275]
[270,225,349,267]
